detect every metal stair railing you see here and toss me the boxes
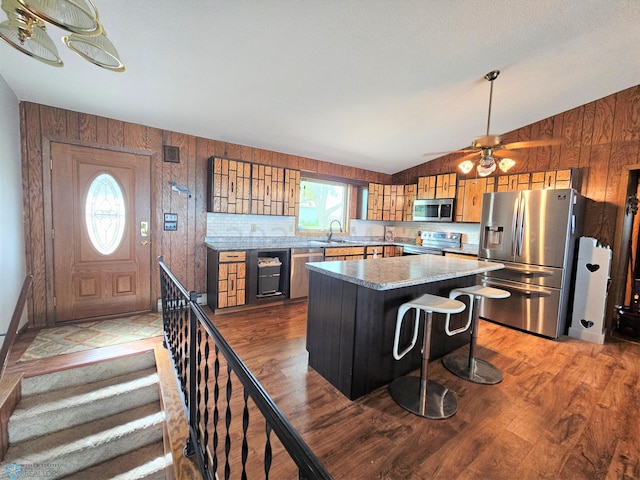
[159,257,332,480]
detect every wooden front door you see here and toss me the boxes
[51,143,151,322]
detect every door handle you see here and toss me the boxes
[141,240,150,246]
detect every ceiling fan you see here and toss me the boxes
[451,70,560,177]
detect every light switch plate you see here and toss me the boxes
[164,213,178,222]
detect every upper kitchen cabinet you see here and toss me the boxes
[208,157,301,216]
[456,177,493,222]
[283,168,300,217]
[497,173,530,192]
[252,164,285,215]
[531,169,573,190]
[367,183,384,220]
[382,184,404,221]
[208,157,251,214]
[403,184,417,221]
[417,173,456,199]
[435,173,457,198]
[417,175,436,199]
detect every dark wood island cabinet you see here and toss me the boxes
[305,255,504,400]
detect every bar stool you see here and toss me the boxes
[442,285,510,385]
[389,293,466,419]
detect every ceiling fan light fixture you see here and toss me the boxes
[63,26,125,72]
[477,160,496,177]
[498,158,516,173]
[0,12,62,66]
[458,160,474,174]
[16,0,99,35]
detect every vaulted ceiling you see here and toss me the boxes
[1,1,638,174]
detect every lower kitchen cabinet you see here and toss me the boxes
[207,247,290,311]
[215,251,246,308]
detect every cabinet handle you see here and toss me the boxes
[231,181,234,193]
[231,280,235,291]
[472,195,476,206]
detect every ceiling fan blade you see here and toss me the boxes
[422,148,478,157]
[494,149,522,159]
[502,138,562,150]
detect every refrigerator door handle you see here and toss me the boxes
[483,277,553,297]
[511,197,520,257]
[517,200,526,257]
[504,264,554,277]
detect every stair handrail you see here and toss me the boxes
[158,257,332,480]
[0,275,33,378]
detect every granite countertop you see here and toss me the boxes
[205,239,480,254]
[205,239,402,251]
[305,255,503,291]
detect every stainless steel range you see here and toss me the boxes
[402,231,462,255]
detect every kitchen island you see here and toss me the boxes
[305,255,504,399]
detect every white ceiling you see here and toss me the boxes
[1,1,639,174]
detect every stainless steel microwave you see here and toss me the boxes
[413,198,455,222]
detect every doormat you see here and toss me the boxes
[19,313,163,362]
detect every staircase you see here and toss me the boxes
[1,351,169,479]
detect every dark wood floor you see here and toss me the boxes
[7,302,640,479]
[209,300,640,480]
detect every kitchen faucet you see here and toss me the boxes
[327,220,343,242]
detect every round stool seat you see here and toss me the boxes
[403,293,466,314]
[443,285,510,385]
[451,285,510,299]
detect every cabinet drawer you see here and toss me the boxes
[324,246,365,257]
[219,251,246,262]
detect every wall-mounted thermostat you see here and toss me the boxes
[164,213,178,231]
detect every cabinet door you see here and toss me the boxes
[252,164,284,215]
[383,245,403,257]
[417,175,436,199]
[218,251,246,308]
[210,157,251,214]
[455,179,465,221]
[462,178,487,222]
[403,184,417,221]
[383,184,404,221]
[367,183,383,220]
[436,173,457,198]
[283,169,300,216]
[555,169,572,188]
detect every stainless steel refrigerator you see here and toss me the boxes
[478,188,585,338]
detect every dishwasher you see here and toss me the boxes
[290,248,324,299]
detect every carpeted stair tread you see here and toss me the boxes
[9,368,160,443]
[22,350,156,396]
[2,403,165,479]
[65,441,168,480]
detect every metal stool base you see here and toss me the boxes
[442,353,503,385]
[389,376,457,419]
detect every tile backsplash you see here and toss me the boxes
[207,213,480,245]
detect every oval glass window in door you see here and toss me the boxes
[85,173,126,255]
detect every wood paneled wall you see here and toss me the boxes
[19,102,390,327]
[394,86,640,246]
[394,85,640,328]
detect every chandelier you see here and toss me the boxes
[0,0,125,72]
